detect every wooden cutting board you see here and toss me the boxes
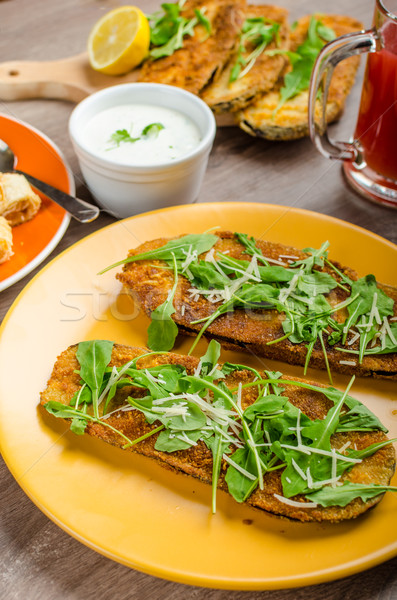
[0,53,141,102]
[0,52,234,125]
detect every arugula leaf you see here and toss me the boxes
[346,275,394,337]
[229,17,280,83]
[218,253,293,283]
[194,8,211,36]
[189,260,230,289]
[345,438,397,460]
[147,298,179,351]
[199,339,224,378]
[306,482,397,507]
[316,21,337,42]
[148,1,200,60]
[337,403,389,433]
[147,253,179,351]
[45,401,89,421]
[297,271,337,296]
[275,18,336,113]
[349,275,394,321]
[290,241,329,273]
[137,364,186,394]
[155,428,202,452]
[339,322,397,356]
[70,417,89,435]
[70,384,92,407]
[224,446,259,502]
[221,361,262,381]
[235,232,269,265]
[301,378,354,450]
[76,340,114,419]
[243,394,285,422]
[44,400,134,446]
[148,3,180,45]
[99,233,218,274]
[154,399,207,431]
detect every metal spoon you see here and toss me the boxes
[0,139,100,223]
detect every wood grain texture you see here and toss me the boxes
[0,1,396,598]
[0,53,141,102]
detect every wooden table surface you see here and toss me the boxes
[1,1,396,598]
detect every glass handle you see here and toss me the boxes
[308,30,378,161]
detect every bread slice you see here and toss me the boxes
[40,342,396,523]
[237,14,363,140]
[116,231,397,380]
[200,4,289,113]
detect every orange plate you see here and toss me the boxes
[0,113,72,291]
[0,203,396,590]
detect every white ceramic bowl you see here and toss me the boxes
[68,83,216,219]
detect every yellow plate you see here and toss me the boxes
[0,203,396,590]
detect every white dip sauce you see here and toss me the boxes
[83,104,202,166]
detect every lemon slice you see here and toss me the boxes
[88,6,150,76]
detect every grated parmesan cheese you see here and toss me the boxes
[274,494,318,508]
[223,454,257,480]
[338,440,351,454]
[383,316,397,345]
[347,332,360,346]
[278,272,300,303]
[262,256,286,266]
[291,457,307,480]
[176,431,198,446]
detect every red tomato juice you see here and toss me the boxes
[354,47,397,181]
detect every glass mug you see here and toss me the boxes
[308,0,397,208]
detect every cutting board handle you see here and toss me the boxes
[0,53,140,102]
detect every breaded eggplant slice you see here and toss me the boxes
[139,0,246,95]
[40,343,396,523]
[237,14,363,140]
[116,232,397,380]
[200,5,289,113]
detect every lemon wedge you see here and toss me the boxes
[87,6,150,76]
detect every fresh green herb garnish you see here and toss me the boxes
[101,232,396,377]
[141,122,165,137]
[147,1,210,60]
[107,129,140,148]
[194,7,211,36]
[230,17,280,83]
[147,252,179,351]
[76,340,114,419]
[306,482,397,507]
[99,233,218,274]
[274,16,336,114]
[44,340,397,513]
[107,122,165,150]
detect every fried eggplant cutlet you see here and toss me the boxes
[200,5,289,113]
[114,231,397,380]
[237,14,363,140]
[41,340,396,523]
[139,0,246,95]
